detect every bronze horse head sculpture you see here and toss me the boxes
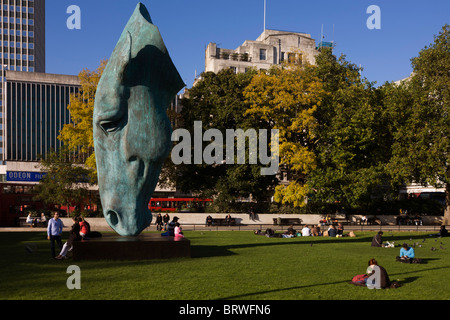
[93,3,184,236]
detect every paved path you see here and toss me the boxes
[0,224,443,233]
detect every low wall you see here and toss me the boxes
[60,213,444,230]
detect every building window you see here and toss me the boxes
[288,53,296,64]
[259,49,266,61]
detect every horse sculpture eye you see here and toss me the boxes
[99,118,123,134]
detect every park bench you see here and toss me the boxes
[331,218,353,226]
[19,217,48,228]
[273,218,302,226]
[355,217,382,225]
[212,218,236,226]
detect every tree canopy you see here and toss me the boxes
[58,60,107,181]
[243,62,324,207]
[33,147,94,215]
[385,25,450,222]
[306,49,393,212]
[175,69,277,210]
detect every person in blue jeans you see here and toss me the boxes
[47,211,64,258]
[397,243,415,263]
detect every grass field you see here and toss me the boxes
[0,230,449,301]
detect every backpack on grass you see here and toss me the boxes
[351,274,368,286]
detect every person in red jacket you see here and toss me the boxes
[79,216,90,240]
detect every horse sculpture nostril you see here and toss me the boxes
[107,210,120,227]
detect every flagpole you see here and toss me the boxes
[264,0,266,31]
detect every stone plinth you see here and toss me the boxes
[72,233,190,261]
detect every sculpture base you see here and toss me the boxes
[72,233,190,261]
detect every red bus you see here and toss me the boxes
[0,183,46,227]
[149,197,212,212]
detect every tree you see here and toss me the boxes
[386,25,450,222]
[58,60,107,181]
[33,147,95,215]
[307,48,393,212]
[243,61,324,207]
[175,69,277,210]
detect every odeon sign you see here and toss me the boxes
[6,171,46,182]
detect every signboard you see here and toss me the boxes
[6,171,46,182]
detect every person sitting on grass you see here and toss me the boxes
[371,231,384,247]
[337,223,344,237]
[312,224,322,236]
[327,224,337,237]
[396,243,415,263]
[366,258,391,289]
[301,225,312,237]
[55,217,81,260]
[174,222,184,238]
[161,216,179,236]
[79,216,90,240]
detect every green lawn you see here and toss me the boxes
[0,230,449,300]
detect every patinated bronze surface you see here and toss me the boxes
[93,3,184,236]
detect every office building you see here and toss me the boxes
[0,0,45,162]
[0,0,45,73]
[2,70,80,163]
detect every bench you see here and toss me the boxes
[19,217,48,228]
[211,218,236,226]
[273,218,302,226]
[355,217,381,225]
[331,218,353,226]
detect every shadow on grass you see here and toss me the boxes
[400,276,420,285]
[217,265,450,300]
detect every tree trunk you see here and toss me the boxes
[444,184,450,225]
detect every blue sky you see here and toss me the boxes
[46,0,449,89]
